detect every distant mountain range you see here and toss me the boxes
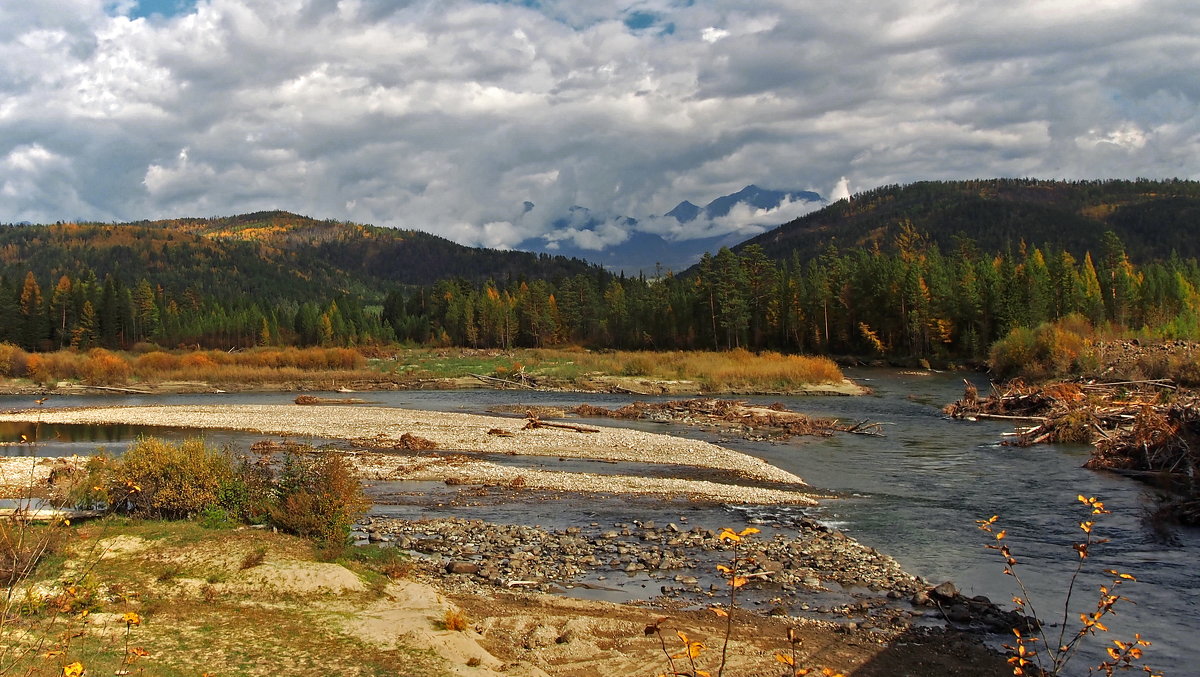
[519,185,824,275]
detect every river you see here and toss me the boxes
[2,368,1196,675]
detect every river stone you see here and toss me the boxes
[946,605,972,624]
[931,581,959,600]
[446,561,480,575]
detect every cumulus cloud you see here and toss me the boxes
[829,177,852,203]
[541,217,633,251]
[0,0,1197,249]
[634,194,826,243]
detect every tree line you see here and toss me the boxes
[385,227,1200,356]
[0,271,392,351]
[5,228,1199,357]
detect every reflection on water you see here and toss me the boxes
[1,371,1196,675]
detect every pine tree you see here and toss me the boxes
[18,272,46,350]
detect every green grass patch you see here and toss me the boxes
[374,347,842,389]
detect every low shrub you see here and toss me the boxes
[134,351,181,374]
[40,351,82,381]
[269,452,369,546]
[87,438,236,519]
[80,348,132,385]
[990,319,1094,380]
[72,437,368,546]
[442,608,470,632]
[179,352,218,370]
[23,354,50,385]
[0,342,28,377]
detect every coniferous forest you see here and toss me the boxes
[3,179,1200,358]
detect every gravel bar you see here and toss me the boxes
[0,404,806,484]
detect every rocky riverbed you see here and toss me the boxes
[356,514,1032,636]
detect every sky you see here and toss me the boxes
[1,0,1197,251]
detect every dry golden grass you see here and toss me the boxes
[0,344,371,387]
[561,348,843,389]
[442,608,470,632]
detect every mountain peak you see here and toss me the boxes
[665,200,702,223]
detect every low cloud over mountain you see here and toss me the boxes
[522,184,824,274]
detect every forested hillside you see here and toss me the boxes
[0,211,596,350]
[382,229,1200,358]
[738,178,1200,263]
[4,183,1200,358]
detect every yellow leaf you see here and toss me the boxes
[122,611,141,626]
[696,672,711,677]
[776,654,795,666]
[676,630,688,644]
[688,641,706,658]
[731,576,748,588]
[62,663,84,677]
[996,530,1006,540]
[717,528,741,543]
[738,527,761,537]
[709,607,728,617]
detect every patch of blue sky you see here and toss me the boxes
[624,11,658,30]
[126,0,197,20]
[482,0,543,10]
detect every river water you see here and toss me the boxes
[2,369,1196,675]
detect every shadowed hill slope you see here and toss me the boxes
[737,178,1200,262]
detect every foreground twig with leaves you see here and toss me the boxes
[646,526,849,677]
[978,495,1162,677]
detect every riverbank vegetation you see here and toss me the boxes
[0,343,845,393]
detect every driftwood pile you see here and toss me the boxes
[294,394,367,405]
[571,398,882,439]
[948,379,1199,524]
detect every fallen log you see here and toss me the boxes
[82,385,153,394]
[470,373,536,389]
[0,508,102,522]
[522,411,599,433]
[966,413,1049,423]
